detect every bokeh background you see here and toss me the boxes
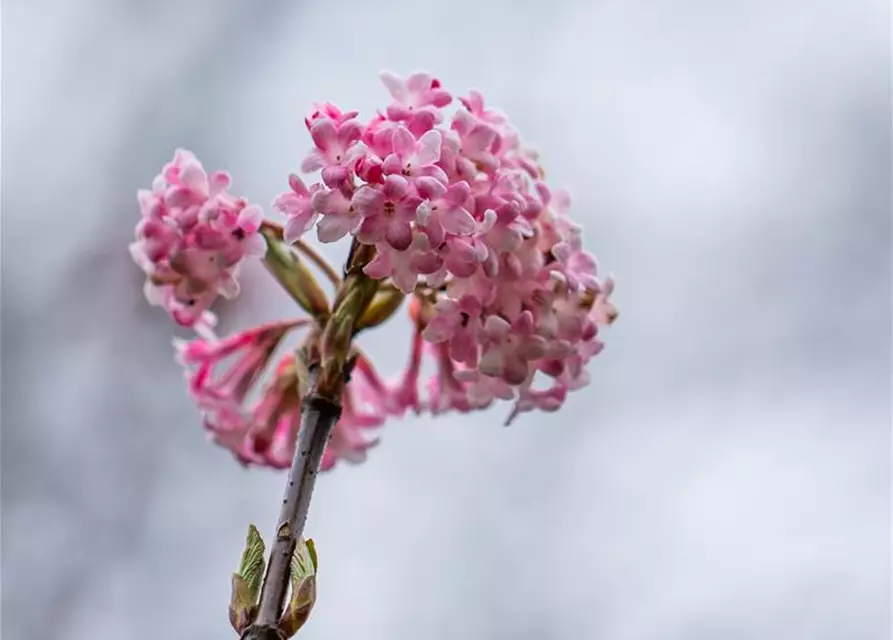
[2,0,890,638]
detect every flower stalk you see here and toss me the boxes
[130,69,618,637]
[242,369,339,639]
[241,240,379,639]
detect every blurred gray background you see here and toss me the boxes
[2,0,890,638]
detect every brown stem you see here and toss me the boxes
[241,370,342,639]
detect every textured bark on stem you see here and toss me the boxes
[240,373,341,640]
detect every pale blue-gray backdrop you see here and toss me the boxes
[2,0,890,638]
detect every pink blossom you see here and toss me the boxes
[422,294,483,367]
[175,319,305,413]
[415,178,476,240]
[459,89,507,126]
[176,320,393,471]
[130,149,266,328]
[304,102,360,129]
[301,116,366,188]
[138,73,618,471]
[353,175,421,251]
[381,126,446,184]
[478,311,548,386]
[451,110,500,175]
[311,186,361,243]
[385,327,424,416]
[363,231,442,293]
[274,174,321,243]
[379,70,452,133]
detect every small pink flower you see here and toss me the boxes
[311,186,362,243]
[381,126,446,184]
[363,231,442,293]
[175,322,307,466]
[301,116,366,188]
[423,344,476,414]
[379,70,452,133]
[459,89,507,126]
[422,294,482,367]
[353,175,422,251]
[478,311,548,386]
[304,102,360,129]
[385,327,424,416]
[275,174,322,243]
[415,178,476,240]
[451,111,500,175]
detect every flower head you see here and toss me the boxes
[137,71,618,476]
[130,149,265,329]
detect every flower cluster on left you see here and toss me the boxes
[130,150,388,473]
[130,150,265,333]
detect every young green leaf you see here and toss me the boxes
[277,538,318,638]
[229,524,266,634]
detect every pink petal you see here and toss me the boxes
[503,357,530,386]
[440,207,475,235]
[465,124,497,153]
[350,186,383,218]
[406,72,433,96]
[344,141,368,165]
[479,348,505,378]
[382,175,409,199]
[392,265,418,294]
[237,204,263,231]
[179,160,209,194]
[416,176,447,199]
[316,214,356,243]
[363,251,392,279]
[310,118,338,152]
[283,211,319,243]
[416,202,433,226]
[208,171,231,195]
[241,234,267,257]
[444,181,470,207]
[484,315,510,340]
[379,70,408,102]
[411,252,443,275]
[429,89,452,108]
[386,220,413,251]
[289,174,310,196]
[392,126,415,159]
[381,153,404,175]
[414,130,442,166]
[337,120,363,147]
[514,310,536,334]
[321,165,349,188]
[552,241,572,263]
[301,149,327,173]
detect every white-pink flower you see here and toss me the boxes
[301,116,366,188]
[381,126,446,184]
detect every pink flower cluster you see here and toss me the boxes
[278,71,617,426]
[130,149,265,332]
[174,320,386,471]
[132,71,616,472]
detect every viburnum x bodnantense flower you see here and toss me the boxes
[131,70,617,639]
[131,71,616,469]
